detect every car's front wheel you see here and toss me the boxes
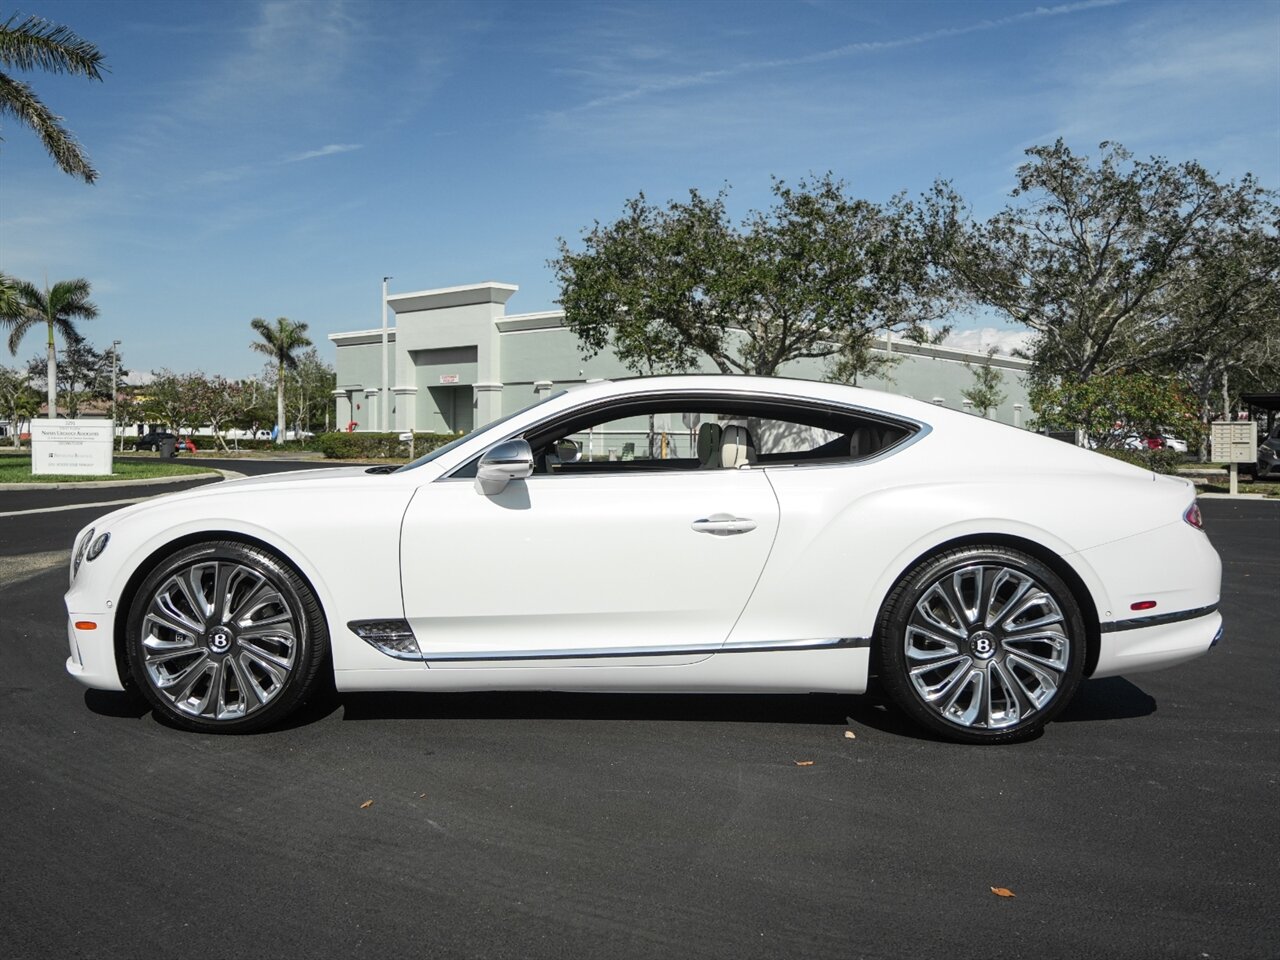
[125,540,329,733]
[876,546,1085,744]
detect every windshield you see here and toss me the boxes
[395,391,567,471]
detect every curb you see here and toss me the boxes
[1197,492,1275,501]
[0,470,225,492]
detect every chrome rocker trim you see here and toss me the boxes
[347,624,869,663]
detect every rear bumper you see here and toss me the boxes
[1091,610,1222,679]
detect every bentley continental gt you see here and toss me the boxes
[65,376,1223,743]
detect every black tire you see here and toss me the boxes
[125,540,329,733]
[876,545,1085,745]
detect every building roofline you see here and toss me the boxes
[388,281,519,314]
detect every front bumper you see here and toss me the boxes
[64,606,125,692]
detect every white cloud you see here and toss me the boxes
[283,143,363,163]
[552,0,1123,117]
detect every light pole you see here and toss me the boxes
[381,276,392,433]
[111,340,122,451]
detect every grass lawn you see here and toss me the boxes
[1198,480,1280,498]
[0,456,215,484]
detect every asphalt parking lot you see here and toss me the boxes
[1,468,1276,960]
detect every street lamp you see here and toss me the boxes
[111,340,122,451]
[381,276,392,433]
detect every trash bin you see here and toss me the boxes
[158,437,177,458]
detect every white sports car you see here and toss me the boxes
[65,376,1223,743]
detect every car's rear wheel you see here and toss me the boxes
[876,546,1085,744]
[125,541,329,733]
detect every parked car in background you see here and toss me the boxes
[1244,422,1280,480]
[131,431,196,454]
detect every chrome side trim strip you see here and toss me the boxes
[420,636,870,663]
[1099,604,1219,633]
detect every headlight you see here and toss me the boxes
[72,527,94,580]
[87,532,110,561]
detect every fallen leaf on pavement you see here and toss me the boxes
[360,799,374,809]
[844,730,856,739]
[990,887,1016,898]
[794,760,815,766]
[418,793,427,799]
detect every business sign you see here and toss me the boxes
[1210,421,1257,464]
[30,419,114,476]
[439,374,460,384]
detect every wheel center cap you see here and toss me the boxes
[969,630,998,661]
[208,628,233,654]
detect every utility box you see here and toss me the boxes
[1210,421,1257,463]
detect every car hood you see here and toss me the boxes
[87,465,406,530]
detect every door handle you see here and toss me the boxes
[690,514,758,536]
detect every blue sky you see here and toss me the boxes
[2,0,1277,379]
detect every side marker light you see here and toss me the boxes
[74,621,98,631]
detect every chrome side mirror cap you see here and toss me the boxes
[475,439,534,495]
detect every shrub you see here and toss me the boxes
[312,431,459,460]
[1097,447,1185,475]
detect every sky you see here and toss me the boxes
[1,0,1277,380]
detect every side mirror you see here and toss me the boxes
[475,439,534,496]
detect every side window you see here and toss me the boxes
[544,410,722,473]
[448,393,917,479]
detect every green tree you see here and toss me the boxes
[25,331,113,418]
[1028,372,1201,451]
[551,174,953,379]
[933,140,1278,381]
[0,363,39,446]
[188,374,241,452]
[0,12,106,182]
[141,369,202,437]
[0,276,98,418]
[961,350,1008,418]
[250,317,312,445]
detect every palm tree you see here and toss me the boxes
[251,317,312,445]
[0,13,106,183]
[0,277,98,418]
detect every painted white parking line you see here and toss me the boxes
[0,469,246,518]
[0,496,149,518]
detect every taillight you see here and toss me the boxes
[1184,502,1204,529]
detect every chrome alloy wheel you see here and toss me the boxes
[140,559,301,722]
[904,563,1071,730]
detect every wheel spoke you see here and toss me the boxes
[984,569,1031,628]
[226,576,272,625]
[147,590,204,638]
[916,584,967,639]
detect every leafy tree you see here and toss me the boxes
[961,350,1008,417]
[933,140,1278,381]
[0,363,39,446]
[551,174,954,379]
[0,12,106,182]
[141,369,203,436]
[1028,372,1201,451]
[266,347,335,436]
[250,317,312,444]
[25,331,114,417]
[188,374,242,452]
[0,276,98,418]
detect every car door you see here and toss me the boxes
[398,466,780,663]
